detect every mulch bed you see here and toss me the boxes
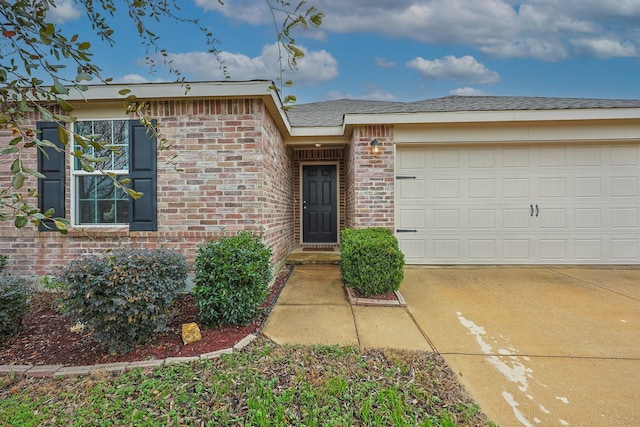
[0,266,292,367]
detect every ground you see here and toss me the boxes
[0,266,291,367]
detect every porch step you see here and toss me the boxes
[286,248,341,265]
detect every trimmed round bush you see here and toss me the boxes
[0,273,32,342]
[60,248,188,353]
[340,228,405,296]
[193,231,272,328]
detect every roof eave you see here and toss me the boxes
[343,108,640,125]
[61,80,293,137]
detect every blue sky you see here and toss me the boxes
[49,0,640,104]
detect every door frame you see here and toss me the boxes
[299,161,340,245]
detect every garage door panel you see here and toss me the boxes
[575,177,602,197]
[539,208,567,229]
[398,208,427,230]
[611,239,639,260]
[469,178,495,198]
[611,176,639,197]
[396,145,640,264]
[469,240,496,260]
[503,178,530,198]
[611,208,639,228]
[399,238,428,262]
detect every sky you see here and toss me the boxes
[48,0,640,104]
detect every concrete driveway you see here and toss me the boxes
[263,265,640,426]
[401,266,640,427]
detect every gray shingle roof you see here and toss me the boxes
[286,95,640,127]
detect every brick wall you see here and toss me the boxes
[0,98,295,277]
[346,126,395,229]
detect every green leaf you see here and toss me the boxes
[12,173,25,189]
[23,166,46,179]
[51,78,69,95]
[58,98,75,112]
[58,126,70,145]
[10,159,21,174]
[1,147,19,155]
[54,219,68,234]
[73,134,88,148]
[14,216,28,228]
[36,105,53,122]
[78,41,91,50]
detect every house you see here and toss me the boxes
[1,80,639,277]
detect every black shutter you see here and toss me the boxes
[128,120,157,231]
[37,122,66,231]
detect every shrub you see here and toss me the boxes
[60,248,188,353]
[193,231,272,328]
[0,254,7,273]
[340,228,405,296]
[0,274,32,342]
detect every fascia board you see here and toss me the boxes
[289,126,345,137]
[343,108,640,125]
[63,81,275,101]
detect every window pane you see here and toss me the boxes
[76,175,129,225]
[73,120,130,225]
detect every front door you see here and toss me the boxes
[302,164,337,243]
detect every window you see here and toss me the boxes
[73,120,129,225]
[37,119,157,231]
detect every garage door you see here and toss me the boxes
[395,144,640,264]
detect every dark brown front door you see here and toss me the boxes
[302,164,337,243]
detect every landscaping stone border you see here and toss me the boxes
[0,334,257,379]
[345,287,407,307]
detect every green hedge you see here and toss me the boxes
[340,228,405,296]
[193,231,272,328]
[0,254,7,273]
[0,273,32,342]
[60,248,188,353]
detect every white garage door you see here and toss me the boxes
[395,144,640,264]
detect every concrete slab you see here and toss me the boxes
[401,267,640,358]
[352,306,432,351]
[445,355,640,427]
[276,264,348,306]
[400,266,640,427]
[263,305,358,346]
[555,267,640,300]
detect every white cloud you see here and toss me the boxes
[113,74,166,84]
[570,37,638,59]
[407,55,500,85]
[282,0,639,61]
[375,58,396,68]
[191,1,640,61]
[327,86,397,101]
[450,87,488,96]
[48,0,81,24]
[159,43,338,86]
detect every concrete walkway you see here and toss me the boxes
[262,264,640,427]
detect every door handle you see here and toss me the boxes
[535,204,539,217]
[303,200,307,210]
[530,204,534,217]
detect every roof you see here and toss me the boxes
[287,95,640,127]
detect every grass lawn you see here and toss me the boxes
[0,337,496,426]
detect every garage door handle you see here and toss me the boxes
[535,204,539,217]
[530,204,534,217]
[396,229,417,233]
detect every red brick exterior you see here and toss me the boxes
[0,98,295,277]
[345,126,395,229]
